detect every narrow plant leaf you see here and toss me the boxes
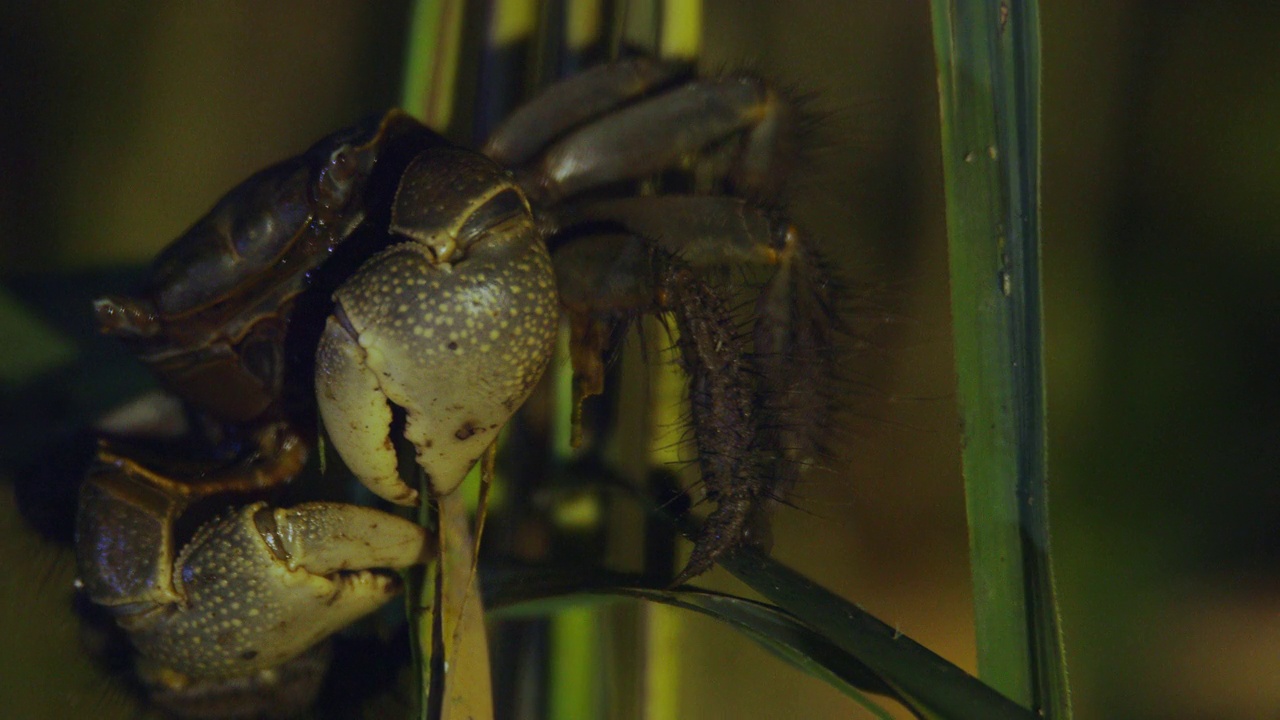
[576,460,1036,719]
[928,1,1071,717]
[617,588,901,720]
[483,568,900,719]
[718,548,1038,720]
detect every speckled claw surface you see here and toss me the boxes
[315,147,558,502]
[77,457,433,685]
[126,502,428,681]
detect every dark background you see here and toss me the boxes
[1,2,1277,718]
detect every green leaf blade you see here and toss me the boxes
[928,1,1071,717]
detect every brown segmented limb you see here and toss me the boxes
[484,58,690,166]
[551,196,790,267]
[552,234,654,443]
[501,67,823,565]
[530,76,775,202]
[549,197,789,426]
[488,63,798,210]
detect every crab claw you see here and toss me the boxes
[122,502,432,682]
[315,148,558,503]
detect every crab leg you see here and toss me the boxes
[552,214,836,581]
[528,77,777,202]
[553,234,763,571]
[552,196,789,267]
[551,215,791,419]
[725,85,798,199]
[484,58,688,166]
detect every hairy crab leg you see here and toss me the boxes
[550,193,818,407]
[748,236,840,496]
[552,235,769,581]
[657,258,774,584]
[574,204,839,499]
[551,196,839,579]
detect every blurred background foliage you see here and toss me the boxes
[0,1,1277,718]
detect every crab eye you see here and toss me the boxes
[314,146,360,213]
[329,147,358,177]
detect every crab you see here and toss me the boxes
[78,58,835,716]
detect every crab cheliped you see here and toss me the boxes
[77,59,838,714]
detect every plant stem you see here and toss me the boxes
[401,0,465,128]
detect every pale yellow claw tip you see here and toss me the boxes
[315,315,406,506]
[382,480,419,506]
